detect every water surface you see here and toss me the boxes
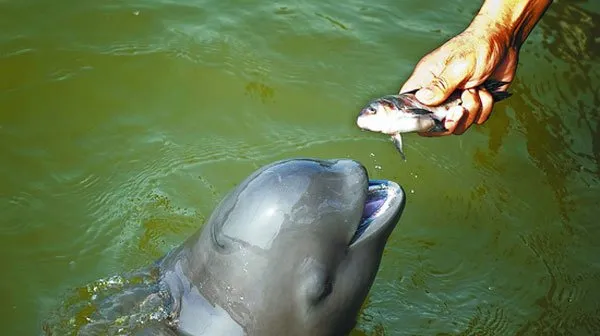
[1,0,599,335]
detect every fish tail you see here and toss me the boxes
[482,79,512,102]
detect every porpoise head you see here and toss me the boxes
[170,158,406,335]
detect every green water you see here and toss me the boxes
[1,0,599,334]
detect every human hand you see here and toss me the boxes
[400,26,519,136]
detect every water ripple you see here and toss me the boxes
[459,306,511,336]
[0,192,41,235]
[517,230,600,335]
[42,265,169,336]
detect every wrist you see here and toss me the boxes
[468,0,553,49]
[466,14,512,50]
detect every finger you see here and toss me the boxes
[454,89,481,135]
[476,89,494,124]
[415,58,470,106]
[417,130,452,137]
[417,105,465,137]
[399,65,435,94]
[444,105,466,134]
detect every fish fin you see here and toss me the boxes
[391,133,407,161]
[406,108,434,115]
[482,79,512,102]
[428,118,447,133]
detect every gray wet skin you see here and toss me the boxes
[142,158,405,335]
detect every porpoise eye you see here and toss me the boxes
[319,277,333,302]
[308,275,333,304]
[299,260,334,306]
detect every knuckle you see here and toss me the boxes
[433,76,449,91]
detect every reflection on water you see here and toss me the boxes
[516,231,600,335]
[1,0,599,335]
[506,2,600,334]
[512,1,600,223]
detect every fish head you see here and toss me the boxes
[356,95,436,134]
[356,97,401,134]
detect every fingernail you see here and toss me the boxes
[416,88,434,102]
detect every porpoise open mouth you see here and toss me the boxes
[350,180,400,244]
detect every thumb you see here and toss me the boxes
[415,63,468,106]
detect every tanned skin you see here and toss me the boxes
[400,0,553,136]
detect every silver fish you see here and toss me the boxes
[356,79,511,160]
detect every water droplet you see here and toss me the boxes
[375,165,382,170]
[410,189,415,194]
[133,10,140,15]
[370,153,375,157]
